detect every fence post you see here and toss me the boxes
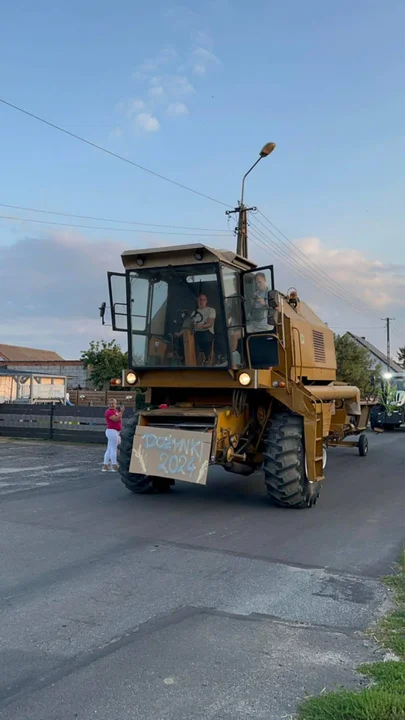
[49,403,54,440]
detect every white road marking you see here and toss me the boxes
[0,466,51,474]
[43,467,79,475]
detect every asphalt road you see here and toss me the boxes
[0,431,404,719]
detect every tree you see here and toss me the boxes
[397,346,405,369]
[334,334,380,397]
[81,340,128,390]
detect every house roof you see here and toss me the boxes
[346,333,403,373]
[0,344,64,362]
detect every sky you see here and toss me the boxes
[0,0,404,359]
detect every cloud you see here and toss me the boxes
[248,233,405,353]
[133,112,160,133]
[0,230,176,358]
[116,36,220,135]
[0,233,125,357]
[133,48,178,80]
[297,237,405,311]
[192,64,206,76]
[191,47,221,76]
[148,85,165,98]
[166,74,195,95]
[166,102,189,117]
[128,98,145,115]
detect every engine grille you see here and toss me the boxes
[143,415,215,432]
[312,330,326,363]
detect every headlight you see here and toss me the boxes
[126,372,137,385]
[238,372,251,386]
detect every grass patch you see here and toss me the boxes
[298,550,405,720]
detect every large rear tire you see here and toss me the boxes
[263,412,320,509]
[118,414,173,494]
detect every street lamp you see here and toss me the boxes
[240,142,276,207]
[228,141,275,258]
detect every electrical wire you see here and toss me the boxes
[257,210,405,334]
[0,213,232,237]
[253,213,382,321]
[0,203,229,233]
[248,222,381,320]
[2,92,402,330]
[250,222,405,341]
[0,97,231,208]
[391,322,404,342]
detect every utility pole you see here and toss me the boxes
[226,201,256,258]
[382,317,395,369]
[226,142,276,259]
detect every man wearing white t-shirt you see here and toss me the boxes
[175,293,216,363]
[192,294,216,360]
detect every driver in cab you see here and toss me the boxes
[175,293,216,362]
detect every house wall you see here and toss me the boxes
[0,362,91,389]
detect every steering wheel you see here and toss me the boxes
[192,310,203,325]
[176,308,203,329]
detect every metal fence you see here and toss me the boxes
[0,404,135,443]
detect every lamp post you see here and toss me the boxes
[227,142,276,259]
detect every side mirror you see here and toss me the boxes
[99,301,106,325]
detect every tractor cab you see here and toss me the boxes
[107,244,279,372]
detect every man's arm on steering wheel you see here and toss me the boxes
[195,317,214,330]
[195,308,215,331]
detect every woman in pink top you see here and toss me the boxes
[102,398,124,472]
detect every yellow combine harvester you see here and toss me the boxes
[106,142,368,508]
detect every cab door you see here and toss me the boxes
[241,264,279,370]
[107,272,128,331]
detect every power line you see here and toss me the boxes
[0,213,232,237]
[0,97,230,208]
[253,212,380,321]
[251,221,405,337]
[391,322,404,342]
[0,202,229,233]
[248,222,380,320]
[257,210,405,335]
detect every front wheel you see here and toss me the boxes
[358,433,368,457]
[263,412,320,509]
[118,415,173,494]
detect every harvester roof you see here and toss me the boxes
[121,243,257,272]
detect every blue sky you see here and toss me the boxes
[0,0,404,357]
